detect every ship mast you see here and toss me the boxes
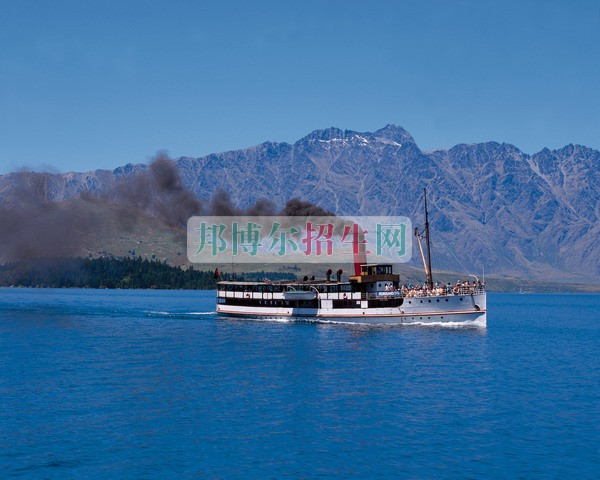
[414,227,429,282]
[423,188,434,290]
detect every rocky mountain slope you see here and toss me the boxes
[1,125,598,281]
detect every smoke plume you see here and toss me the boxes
[0,172,102,260]
[280,198,335,216]
[0,153,335,262]
[107,152,204,227]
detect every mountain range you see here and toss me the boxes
[1,125,598,283]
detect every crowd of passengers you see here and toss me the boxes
[383,281,485,297]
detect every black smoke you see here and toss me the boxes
[107,152,204,227]
[0,172,102,260]
[0,154,335,262]
[280,198,335,216]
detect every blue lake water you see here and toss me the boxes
[0,288,598,478]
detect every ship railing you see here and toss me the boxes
[402,286,486,298]
[366,286,486,300]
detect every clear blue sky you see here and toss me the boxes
[1,0,599,174]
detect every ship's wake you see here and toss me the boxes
[402,317,487,329]
[145,310,216,318]
[218,315,487,329]
[144,311,486,329]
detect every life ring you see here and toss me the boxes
[452,287,459,295]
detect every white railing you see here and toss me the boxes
[365,286,486,300]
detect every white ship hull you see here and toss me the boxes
[217,292,487,326]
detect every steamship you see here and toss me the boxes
[216,190,487,325]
